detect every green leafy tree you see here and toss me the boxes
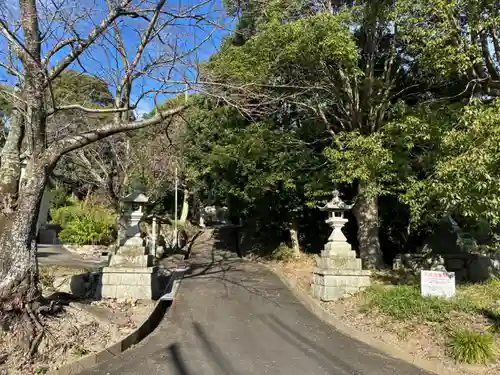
[182,95,331,254]
[206,2,416,268]
[392,101,500,230]
[396,0,500,96]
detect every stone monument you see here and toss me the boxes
[100,191,159,300]
[311,190,371,301]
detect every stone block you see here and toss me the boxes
[393,255,403,271]
[102,266,158,273]
[312,284,369,301]
[313,273,371,288]
[312,267,371,277]
[320,248,357,259]
[101,285,117,298]
[100,266,160,300]
[116,246,147,257]
[468,255,500,282]
[323,241,352,253]
[445,258,465,271]
[455,268,468,282]
[316,257,362,270]
[311,267,371,301]
[109,254,153,267]
[114,285,154,300]
[122,236,144,247]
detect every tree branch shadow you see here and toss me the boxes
[192,321,240,375]
[165,323,241,375]
[168,343,194,375]
[183,249,284,307]
[258,313,363,375]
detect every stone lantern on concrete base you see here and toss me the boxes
[311,190,371,301]
[100,191,160,300]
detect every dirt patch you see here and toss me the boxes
[0,266,156,375]
[268,254,315,291]
[271,255,500,375]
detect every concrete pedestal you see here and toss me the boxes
[312,267,371,300]
[100,245,159,299]
[311,245,371,301]
[100,266,160,300]
[109,254,154,268]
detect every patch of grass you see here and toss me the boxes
[363,284,456,322]
[447,328,496,364]
[360,279,500,364]
[457,279,500,310]
[364,278,500,323]
[271,243,297,262]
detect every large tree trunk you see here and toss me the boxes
[0,163,48,315]
[0,0,48,318]
[353,180,384,269]
[0,101,25,200]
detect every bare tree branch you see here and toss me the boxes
[49,105,188,158]
[47,104,133,116]
[47,0,134,81]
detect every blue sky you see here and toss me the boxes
[0,0,235,117]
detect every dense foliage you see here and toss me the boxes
[50,198,116,246]
[179,0,500,262]
[11,0,499,262]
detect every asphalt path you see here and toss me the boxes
[79,249,434,375]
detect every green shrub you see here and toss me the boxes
[50,201,82,228]
[52,202,116,245]
[271,243,296,262]
[363,284,455,322]
[447,328,496,364]
[50,185,72,209]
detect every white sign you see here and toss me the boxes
[421,270,456,299]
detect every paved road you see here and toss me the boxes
[79,250,433,375]
[37,244,107,268]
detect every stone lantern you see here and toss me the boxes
[119,191,149,247]
[100,191,160,300]
[311,190,371,301]
[320,190,353,246]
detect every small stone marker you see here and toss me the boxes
[421,270,456,299]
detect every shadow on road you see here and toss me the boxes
[168,343,193,375]
[183,248,284,308]
[167,323,241,375]
[36,251,60,257]
[193,322,240,375]
[258,314,362,375]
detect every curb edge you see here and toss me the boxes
[267,265,457,375]
[47,268,187,375]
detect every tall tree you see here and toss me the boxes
[205,1,415,268]
[0,0,220,331]
[182,95,331,255]
[397,0,500,97]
